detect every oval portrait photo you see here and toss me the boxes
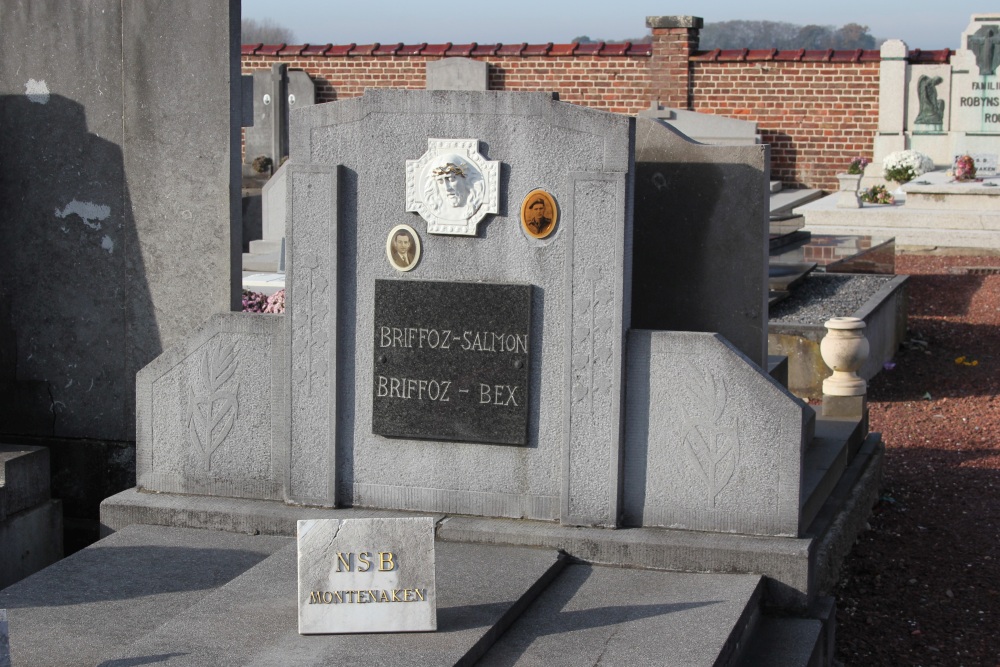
[520,189,558,239]
[386,224,421,272]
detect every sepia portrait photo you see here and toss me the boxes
[519,189,558,239]
[386,224,421,272]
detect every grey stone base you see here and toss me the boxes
[0,500,63,589]
[100,435,881,613]
[1,523,826,666]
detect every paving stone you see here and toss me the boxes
[0,525,289,667]
[479,565,763,667]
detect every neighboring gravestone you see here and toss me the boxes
[244,65,316,175]
[0,609,8,667]
[426,58,489,91]
[297,517,436,634]
[632,117,769,367]
[262,161,290,242]
[0,0,241,443]
[638,104,760,145]
[875,15,1000,172]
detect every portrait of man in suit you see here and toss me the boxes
[386,225,420,272]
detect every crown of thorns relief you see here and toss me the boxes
[432,162,466,178]
[405,138,500,236]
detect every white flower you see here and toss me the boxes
[883,150,935,179]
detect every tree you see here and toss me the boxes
[834,23,876,50]
[242,18,296,44]
[697,20,880,50]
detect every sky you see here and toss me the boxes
[241,1,996,50]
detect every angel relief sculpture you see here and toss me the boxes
[406,138,499,235]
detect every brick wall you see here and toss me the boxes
[690,51,881,190]
[240,19,950,191]
[242,43,653,114]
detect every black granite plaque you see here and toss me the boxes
[373,280,531,445]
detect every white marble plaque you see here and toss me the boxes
[297,518,437,634]
[405,138,500,236]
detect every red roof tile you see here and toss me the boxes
[445,43,475,56]
[522,43,552,56]
[627,43,652,56]
[802,49,834,62]
[257,43,285,56]
[496,43,527,56]
[574,42,604,56]
[746,48,777,61]
[422,43,451,56]
[241,43,262,56]
[397,43,427,56]
[471,43,501,56]
[773,49,805,61]
[301,44,332,56]
[601,42,630,56]
[327,43,356,56]
[549,43,577,56]
[909,48,953,64]
[373,43,402,55]
[277,44,305,56]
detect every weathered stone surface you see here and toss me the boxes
[287,90,632,526]
[0,499,63,589]
[0,0,240,442]
[426,57,489,91]
[633,117,769,368]
[0,524,289,667]
[479,564,761,667]
[0,445,49,520]
[623,331,812,537]
[0,609,8,667]
[297,518,436,634]
[136,312,286,501]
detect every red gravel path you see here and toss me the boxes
[835,254,1000,666]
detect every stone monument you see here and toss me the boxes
[112,89,881,614]
[873,13,1000,172]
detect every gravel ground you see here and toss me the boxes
[834,254,1000,666]
[770,273,897,325]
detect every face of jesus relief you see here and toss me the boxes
[433,166,469,208]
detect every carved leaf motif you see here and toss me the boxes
[186,340,240,471]
[186,386,205,456]
[594,344,612,364]
[573,327,591,344]
[572,353,590,370]
[572,382,589,403]
[595,288,613,306]
[594,317,613,335]
[682,423,741,508]
[584,266,602,281]
[574,298,591,315]
[593,374,611,395]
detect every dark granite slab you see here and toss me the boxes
[372,280,532,445]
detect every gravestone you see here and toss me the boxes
[0,0,240,445]
[244,64,316,176]
[426,58,489,91]
[0,609,8,667]
[116,86,882,617]
[297,517,436,634]
[874,14,1000,172]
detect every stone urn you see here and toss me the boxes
[820,317,869,396]
[836,173,862,208]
